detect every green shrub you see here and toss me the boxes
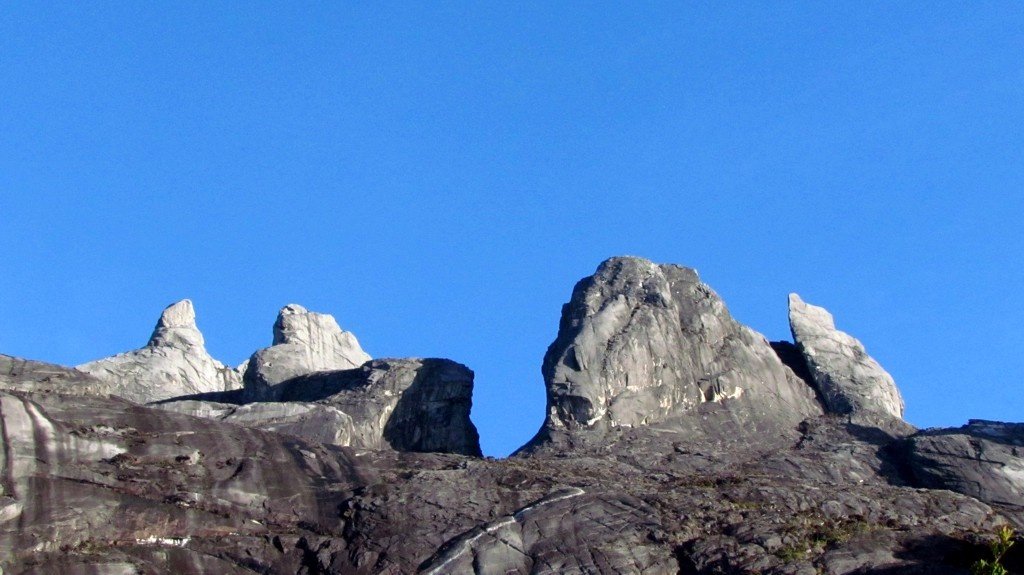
[971,525,1015,575]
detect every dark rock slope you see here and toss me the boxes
[1,256,1021,575]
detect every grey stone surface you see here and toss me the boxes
[0,353,114,396]
[3,256,1024,575]
[158,399,357,446]
[76,300,241,404]
[274,358,481,456]
[159,358,481,456]
[0,388,1016,575]
[527,257,822,450]
[907,420,1024,509]
[788,293,905,420]
[419,488,675,574]
[243,304,371,401]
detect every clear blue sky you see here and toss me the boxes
[2,3,1021,456]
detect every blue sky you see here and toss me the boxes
[2,3,1021,456]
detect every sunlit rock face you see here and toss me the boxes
[788,293,905,420]
[527,257,823,449]
[77,300,241,403]
[161,357,482,456]
[3,257,1023,574]
[242,304,371,401]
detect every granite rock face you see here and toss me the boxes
[77,300,241,403]
[528,257,822,449]
[1,387,1018,575]
[158,399,357,446]
[3,256,1024,575]
[243,304,371,401]
[1,353,114,396]
[907,420,1024,509]
[162,358,481,456]
[788,293,905,420]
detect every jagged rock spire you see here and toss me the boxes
[788,293,904,420]
[147,299,204,348]
[78,299,240,403]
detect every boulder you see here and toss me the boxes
[77,300,241,404]
[788,293,904,420]
[242,304,370,401]
[526,257,822,449]
[906,420,1024,508]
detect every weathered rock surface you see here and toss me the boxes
[1,388,1020,575]
[526,257,822,450]
[788,293,905,420]
[77,300,241,403]
[2,256,1023,575]
[161,358,481,456]
[1,353,114,396]
[158,399,357,446]
[906,420,1024,510]
[243,304,370,401]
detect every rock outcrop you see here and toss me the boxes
[162,358,481,456]
[159,400,358,446]
[906,420,1024,509]
[1,386,1018,575]
[1,353,113,396]
[77,300,241,403]
[527,257,822,449]
[2,256,1023,575]
[242,304,371,401]
[788,293,905,420]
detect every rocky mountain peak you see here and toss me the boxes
[243,304,371,401]
[788,293,905,420]
[527,256,822,450]
[2,257,1023,574]
[147,299,204,348]
[77,299,240,403]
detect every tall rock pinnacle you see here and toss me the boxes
[78,299,241,403]
[243,304,371,401]
[525,257,822,449]
[146,299,204,348]
[788,293,904,420]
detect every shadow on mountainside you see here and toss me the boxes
[854,531,1024,574]
[382,361,481,456]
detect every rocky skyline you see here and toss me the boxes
[1,256,1020,573]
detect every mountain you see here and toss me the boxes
[1,256,1020,574]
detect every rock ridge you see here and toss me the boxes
[2,255,1022,575]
